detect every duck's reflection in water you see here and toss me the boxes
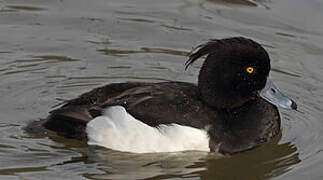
[82,133,299,180]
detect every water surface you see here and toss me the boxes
[1,0,323,179]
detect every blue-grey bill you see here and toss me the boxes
[260,79,297,110]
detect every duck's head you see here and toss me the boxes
[186,37,296,110]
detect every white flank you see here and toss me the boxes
[86,106,210,153]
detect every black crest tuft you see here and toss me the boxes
[185,37,263,70]
[185,39,219,70]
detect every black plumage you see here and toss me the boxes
[26,37,282,154]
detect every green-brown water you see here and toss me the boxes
[0,0,323,179]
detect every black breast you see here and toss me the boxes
[209,98,281,153]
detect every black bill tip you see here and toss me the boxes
[291,100,297,110]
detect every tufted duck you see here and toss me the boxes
[26,37,297,154]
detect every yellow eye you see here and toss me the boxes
[246,67,254,74]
